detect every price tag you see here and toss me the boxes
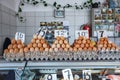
[36,26,47,38]
[44,74,57,80]
[15,32,25,43]
[54,30,68,38]
[75,30,89,39]
[83,70,92,80]
[97,30,108,39]
[62,69,73,80]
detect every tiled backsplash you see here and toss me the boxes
[0,4,17,55]
[17,10,91,44]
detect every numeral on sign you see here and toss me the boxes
[15,32,25,43]
[97,30,108,39]
[99,31,104,37]
[75,30,89,39]
[55,30,68,38]
[47,74,52,80]
[62,69,73,80]
[36,27,47,38]
[44,74,57,80]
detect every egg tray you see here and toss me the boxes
[3,51,120,61]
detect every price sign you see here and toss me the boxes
[36,26,47,38]
[75,30,89,39]
[62,69,73,80]
[54,30,68,38]
[83,70,92,80]
[44,74,57,80]
[97,30,108,39]
[15,32,25,43]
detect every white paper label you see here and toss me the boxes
[44,74,57,80]
[97,30,108,38]
[54,30,68,38]
[75,30,89,39]
[83,70,92,80]
[15,32,25,43]
[36,26,47,38]
[62,69,73,80]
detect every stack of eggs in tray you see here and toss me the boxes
[97,37,120,51]
[24,35,50,60]
[49,36,72,52]
[72,36,97,52]
[4,39,25,61]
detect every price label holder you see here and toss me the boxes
[36,26,47,38]
[62,69,74,80]
[83,70,92,80]
[44,74,57,80]
[54,30,68,38]
[15,32,25,43]
[75,30,89,39]
[97,30,108,39]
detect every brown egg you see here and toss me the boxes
[73,47,78,52]
[104,44,107,48]
[69,47,73,52]
[62,44,66,48]
[98,44,103,48]
[33,34,38,39]
[75,44,80,48]
[61,36,65,40]
[87,39,91,44]
[85,44,89,48]
[88,47,92,51]
[18,44,23,49]
[40,47,44,52]
[24,47,29,53]
[31,38,36,43]
[102,47,106,51]
[59,40,63,44]
[93,47,97,51]
[78,36,84,40]
[56,44,61,48]
[10,49,14,53]
[66,44,70,48]
[104,41,108,44]
[82,39,87,44]
[35,47,39,52]
[64,40,68,44]
[36,39,40,43]
[80,44,84,48]
[106,47,111,51]
[45,48,49,52]
[52,44,56,48]
[41,39,45,43]
[11,39,16,44]
[4,49,9,54]
[38,43,42,48]
[22,44,25,48]
[49,48,53,52]
[54,48,58,52]
[43,43,47,48]
[19,48,24,53]
[8,44,13,49]
[27,43,33,48]
[30,47,34,52]
[33,43,37,48]
[38,35,42,39]
[111,47,116,51]
[17,39,22,44]
[59,48,63,51]
[77,40,82,44]
[13,44,18,48]
[108,44,112,48]
[64,48,68,52]
[54,40,59,44]
[83,47,87,51]
[78,47,83,51]
[14,48,19,53]
[56,36,61,40]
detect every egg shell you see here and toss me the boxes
[61,36,65,40]
[62,44,66,48]
[31,38,36,43]
[83,47,87,51]
[35,47,39,52]
[24,47,29,53]
[87,39,91,44]
[69,47,73,52]
[45,48,49,52]
[11,39,16,44]
[19,48,24,53]
[56,36,61,40]
[59,40,63,44]
[52,44,56,48]
[38,43,42,48]
[93,47,97,51]
[8,44,13,49]
[49,48,53,52]
[33,43,38,48]
[18,44,23,49]
[56,44,61,48]
[43,43,47,48]
[78,47,83,51]
[82,39,87,44]
[41,39,45,43]
[108,44,112,48]
[54,48,58,52]
[85,44,89,48]
[64,40,68,44]
[64,48,68,52]
[17,39,22,44]
[14,48,19,53]
[33,34,38,39]
[30,47,35,52]
[66,44,70,48]
[80,44,84,48]
[36,39,40,43]
[38,35,42,39]
[40,47,44,52]
[54,40,59,44]
[104,44,107,48]
[13,44,18,48]
[88,47,92,51]
[78,36,84,40]
[27,43,33,48]
[77,40,82,44]
[10,49,14,53]
[75,44,80,48]
[73,47,78,52]
[4,49,9,54]
[59,48,63,51]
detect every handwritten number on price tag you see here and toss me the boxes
[47,74,52,80]
[97,30,107,39]
[62,69,73,80]
[75,30,89,39]
[15,32,25,43]
[36,27,47,38]
[99,31,104,37]
[45,74,57,80]
[55,30,68,38]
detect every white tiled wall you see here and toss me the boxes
[0,4,17,55]
[17,9,91,44]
